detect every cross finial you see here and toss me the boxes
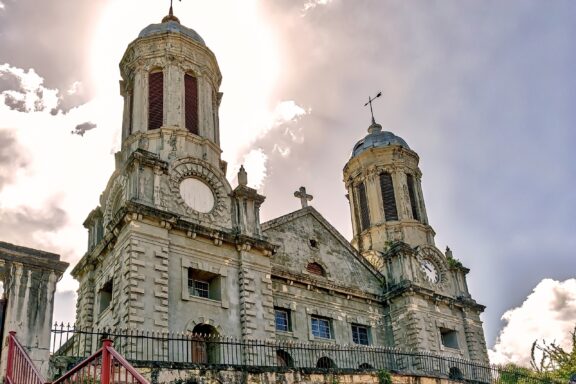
[364,91,382,125]
[294,186,313,208]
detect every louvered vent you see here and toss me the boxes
[307,262,325,277]
[185,74,199,135]
[357,182,370,231]
[406,174,420,221]
[128,91,134,135]
[148,72,163,130]
[379,172,398,221]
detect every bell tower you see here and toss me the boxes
[73,7,276,345]
[343,118,490,365]
[343,120,434,253]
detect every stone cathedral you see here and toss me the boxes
[72,9,489,366]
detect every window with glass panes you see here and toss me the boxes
[190,280,209,298]
[351,324,370,345]
[275,308,291,332]
[311,316,332,339]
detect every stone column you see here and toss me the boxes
[0,242,68,380]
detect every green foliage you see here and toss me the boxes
[446,255,463,269]
[530,326,576,382]
[377,369,392,384]
[496,325,576,384]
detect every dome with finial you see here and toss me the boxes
[351,121,410,158]
[138,5,205,45]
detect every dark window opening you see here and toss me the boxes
[276,350,294,368]
[352,324,370,345]
[185,74,199,135]
[379,172,398,221]
[449,367,464,380]
[188,268,221,300]
[148,71,163,130]
[406,174,420,221]
[311,316,332,339]
[306,262,325,277]
[99,279,113,314]
[357,182,370,231]
[440,328,459,349]
[274,308,291,332]
[316,356,337,369]
[359,363,373,369]
[309,239,318,248]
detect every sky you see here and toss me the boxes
[0,0,575,367]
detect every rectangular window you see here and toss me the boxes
[99,279,113,314]
[311,316,332,339]
[351,324,370,345]
[274,308,291,332]
[357,182,370,231]
[185,74,199,135]
[148,71,163,131]
[192,280,209,298]
[440,328,459,349]
[188,268,221,300]
[380,172,398,221]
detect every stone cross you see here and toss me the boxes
[294,186,313,208]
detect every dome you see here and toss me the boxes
[138,20,205,45]
[351,122,410,158]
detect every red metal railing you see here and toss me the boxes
[52,339,149,384]
[5,331,46,384]
[6,332,148,384]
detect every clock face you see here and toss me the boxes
[421,259,439,283]
[179,178,215,213]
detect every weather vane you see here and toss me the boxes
[364,91,382,124]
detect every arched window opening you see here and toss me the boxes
[379,172,398,221]
[276,350,294,368]
[191,323,220,364]
[307,262,325,277]
[406,174,420,221]
[148,71,163,130]
[185,73,199,135]
[316,356,337,369]
[357,182,370,231]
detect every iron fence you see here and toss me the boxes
[50,323,559,384]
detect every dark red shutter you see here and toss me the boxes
[185,74,199,135]
[379,172,398,221]
[148,72,163,130]
[307,262,325,276]
[357,182,370,231]
[407,174,420,221]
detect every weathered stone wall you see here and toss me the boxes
[136,367,463,384]
[264,208,390,349]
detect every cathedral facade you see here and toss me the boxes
[71,10,489,366]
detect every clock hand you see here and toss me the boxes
[424,265,432,272]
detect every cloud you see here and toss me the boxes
[0,64,59,112]
[241,148,268,190]
[489,279,576,366]
[303,0,334,12]
[71,121,97,136]
[0,130,29,191]
[0,201,68,249]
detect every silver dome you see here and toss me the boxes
[138,20,205,45]
[351,123,410,158]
